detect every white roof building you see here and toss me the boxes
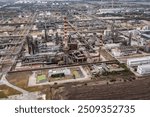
[127,56,150,67]
[137,64,150,75]
[97,8,124,14]
[48,68,71,77]
[105,43,121,50]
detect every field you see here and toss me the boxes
[53,76,150,100]
[6,71,49,92]
[0,85,21,98]
[5,68,150,100]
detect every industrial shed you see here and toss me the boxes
[48,68,71,78]
[127,56,150,67]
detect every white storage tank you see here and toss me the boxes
[20,24,24,29]
[104,30,111,36]
[111,48,121,57]
[33,25,37,30]
[137,64,150,75]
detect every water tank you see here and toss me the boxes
[142,26,150,30]
[145,44,150,53]
[104,30,111,36]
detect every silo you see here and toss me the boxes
[145,43,150,53]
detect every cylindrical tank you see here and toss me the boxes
[145,44,150,53]
[104,30,111,36]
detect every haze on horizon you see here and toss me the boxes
[0,0,149,3]
[0,0,149,1]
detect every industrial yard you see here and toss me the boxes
[0,0,150,100]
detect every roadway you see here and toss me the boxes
[9,60,118,73]
[0,12,37,96]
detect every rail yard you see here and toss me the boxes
[0,0,150,100]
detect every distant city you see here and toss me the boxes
[0,0,150,2]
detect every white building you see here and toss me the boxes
[105,43,121,50]
[112,46,137,57]
[48,68,71,78]
[127,56,150,67]
[137,64,150,75]
[97,8,124,14]
[111,48,122,57]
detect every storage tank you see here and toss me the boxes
[3,32,9,36]
[33,25,37,30]
[142,26,150,30]
[145,43,150,53]
[20,24,24,29]
[104,30,111,37]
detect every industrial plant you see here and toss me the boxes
[0,0,150,100]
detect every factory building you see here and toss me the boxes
[127,56,150,67]
[137,64,150,75]
[48,68,71,78]
[104,43,121,50]
[111,46,137,57]
[69,50,87,63]
[97,8,124,14]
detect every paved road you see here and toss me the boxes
[0,13,37,99]
[7,92,45,100]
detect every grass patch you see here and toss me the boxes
[37,75,46,82]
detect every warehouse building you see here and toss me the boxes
[127,56,150,67]
[137,64,150,75]
[112,46,137,57]
[48,68,71,78]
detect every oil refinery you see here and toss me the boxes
[0,0,150,100]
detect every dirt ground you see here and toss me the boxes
[53,76,150,100]
[6,71,49,93]
[5,69,150,100]
[0,85,21,98]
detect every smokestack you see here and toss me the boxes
[112,0,114,8]
[26,36,32,54]
[111,20,115,42]
[63,16,69,65]
[129,32,132,46]
[44,22,47,42]
[55,32,59,45]
[63,17,68,49]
